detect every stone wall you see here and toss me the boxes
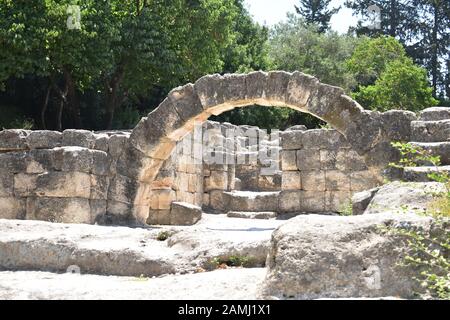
[0,129,130,224]
[280,128,379,213]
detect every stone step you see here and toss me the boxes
[223,191,280,212]
[409,142,450,164]
[227,211,278,219]
[418,107,450,121]
[402,166,450,182]
[0,268,266,300]
[0,215,281,277]
[411,120,450,142]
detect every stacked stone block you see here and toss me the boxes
[280,129,379,213]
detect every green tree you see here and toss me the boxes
[295,0,340,32]
[270,14,359,92]
[346,36,408,86]
[353,59,438,111]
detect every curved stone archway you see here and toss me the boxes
[120,71,408,224]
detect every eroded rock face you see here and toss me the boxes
[364,181,446,215]
[259,213,434,300]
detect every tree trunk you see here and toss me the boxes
[53,81,68,131]
[64,68,82,128]
[104,63,126,130]
[41,84,51,130]
[430,2,439,98]
[389,0,397,37]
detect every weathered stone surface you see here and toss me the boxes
[0,197,25,219]
[418,106,450,121]
[204,171,228,191]
[108,134,128,158]
[26,130,62,149]
[0,269,266,300]
[93,133,109,152]
[297,149,321,170]
[344,111,384,155]
[286,71,319,108]
[411,120,450,142]
[169,202,202,226]
[381,110,416,141]
[194,74,225,109]
[52,147,93,173]
[350,170,379,192]
[402,166,450,182]
[260,213,433,299]
[266,71,291,104]
[325,191,351,212]
[280,150,297,171]
[227,211,277,219]
[167,83,204,123]
[278,190,301,212]
[365,181,446,214]
[0,129,29,151]
[26,197,91,224]
[224,191,279,212]
[281,171,301,190]
[325,170,351,191]
[410,142,450,165]
[62,129,96,149]
[301,190,325,212]
[14,172,91,198]
[301,170,326,191]
[306,83,345,121]
[352,188,379,215]
[0,169,14,197]
[285,125,307,131]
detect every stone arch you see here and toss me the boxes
[123,71,404,223]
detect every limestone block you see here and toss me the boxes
[320,150,337,170]
[306,83,345,125]
[222,73,247,103]
[204,171,228,191]
[279,190,301,212]
[209,190,229,211]
[26,130,62,149]
[419,107,450,121]
[91,150,112,176]
[167,83,204,122]
[187,174,197,193]
[266,71,292,104]
[350,171,380,192]
[0,152,27,173]
[14,172,91,198]
[281,171,301,190]
[344,110,384,155]
[169,202,202,226]
[281,150,297,171]
[25,149,55,173]
[0,129,29,151]
[301,170,326,191]
[107,174,136,204]
[286,71,319,108]
[285,125,307,131]
[53,146,93,173]
[108,134,128,158]
[351,188,379,215]
[0,197,25,219]
[301,190,325,212]
[26,197,91,224]
[325,191,351,212]
[258,173,281,191]
[62,129,96,149]
[325,170,351,191]
[382,110,417,141]
[0,169,14,197]
[13,173,37,197]
[202,193,210,207]
[90,175,109,200]
[147,209,171,225]
[89,199,107,224]
[93,133,109,152]
[105,200,132,223]
[154,188,176,210]
[280,131,304,150]
[194,74,225,109]
[297,149,321,170]
[335,149,367,172]
[246,71,268,102]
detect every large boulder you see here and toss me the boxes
[259,213,434,299]
[169,202,202,226]
[364,181,446,214]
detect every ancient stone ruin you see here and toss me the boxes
[0,71,449,299]
[0,71,422,225]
